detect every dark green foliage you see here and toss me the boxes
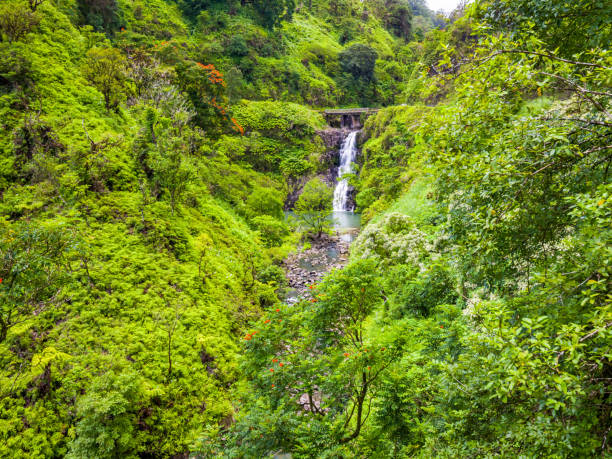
[338,43,378,105]
[383,0,412,39]
[252,0,296,29]
[339,43,378,82]
[77,0,121,34]
[0,43,33,92]
[227,34,249,58]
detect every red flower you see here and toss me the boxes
[271,384,275,388]
[0,278,3,283]
[244,334,252,340]
[310,299,316,303]
[367,366,371,370]
[308,285,314,289]
[272,358,278,363]
[275,308,280,312]
[264,319,270,324]
[440,325,444,329]
[279,363,284,367]
[252,331,257,335]
[343,353,349,357]
[269,368,274,372]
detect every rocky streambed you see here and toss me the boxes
[282,231,357,302]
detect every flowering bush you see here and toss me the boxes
[352,212,430,267]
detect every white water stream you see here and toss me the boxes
[332,131,359,212]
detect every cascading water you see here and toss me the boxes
[333,131,359,212]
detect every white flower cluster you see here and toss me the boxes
[352,212,430,267]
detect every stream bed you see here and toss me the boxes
[282,211,360,302]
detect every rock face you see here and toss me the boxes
[317,128,346,151]
[285,128,350,210]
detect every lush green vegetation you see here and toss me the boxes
[1,0,610,457]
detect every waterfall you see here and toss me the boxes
[333,131,359,212]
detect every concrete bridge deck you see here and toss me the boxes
[322,108,379,115]
[322,108,379,129]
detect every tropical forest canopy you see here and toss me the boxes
[0,0,610,457]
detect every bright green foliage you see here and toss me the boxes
[225,101,325,183]
[83,47,128,111]
[0,0,319,455]
[251,215,290,248]
[0,2,40,43]
[67,371,145,459]
[246,187,284,220]
[3,0,609,456]
[481,0,612,56]
[294,177,333,238]
[356,105,429,220]
[352,212,429,266]
[0,222,72,343]
[210,259,405,457]
[214,1,611,456]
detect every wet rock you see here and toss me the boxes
[282,233,353,300]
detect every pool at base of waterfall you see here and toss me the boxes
[284,211,361,241]
[332,210,361,242]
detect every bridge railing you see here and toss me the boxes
[322,108,379,115]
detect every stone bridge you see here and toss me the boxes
[323,108,379,129]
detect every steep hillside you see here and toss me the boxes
[1,0,610,457]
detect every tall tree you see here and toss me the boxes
[294,177,333,238]
[82,47,127,111]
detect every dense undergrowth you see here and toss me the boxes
[1,0,610,457]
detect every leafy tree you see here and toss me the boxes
[338,43,378,105]
[251,215,289,247]
[0,3,39,43]
[77,0,121,34]
[0,222,71,343]
[225,66,245,103]
[482,0,612,56]
[294,177,333,238]
[246,187,284,220]
[0,43,33,91]
[82,47,127,111]
[218,259,403,456]
[227,35,249,58]
[339,43,378,82]
[67,371,145,459]
[152,148,193,215]
[383,0,413,39]
[252,0,296,29]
